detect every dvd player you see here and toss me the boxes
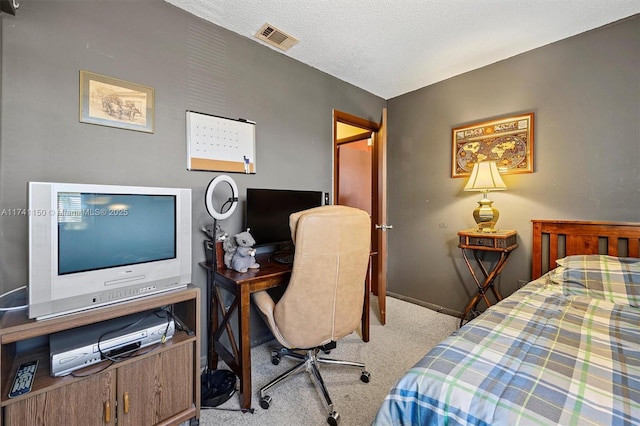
[50,309,175,377]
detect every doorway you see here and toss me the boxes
[333,109,388,325]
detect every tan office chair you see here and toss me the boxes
[252,205,371,426]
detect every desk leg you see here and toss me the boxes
[214,286,240,362]
[210,281,246,407]
[238,286,252,410]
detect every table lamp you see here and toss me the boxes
[464,161,506,233]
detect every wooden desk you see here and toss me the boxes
[457,229,518,327]
[201,253,370,410]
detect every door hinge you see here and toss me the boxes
[375,224,394,231]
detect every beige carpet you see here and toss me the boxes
[198,296,459,426]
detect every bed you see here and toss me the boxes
[374,220,640,425]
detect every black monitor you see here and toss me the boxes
[245,188,323,248]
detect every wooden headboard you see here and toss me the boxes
[532,220,640,279]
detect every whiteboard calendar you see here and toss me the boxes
[186,111,256,173]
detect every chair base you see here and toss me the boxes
[258,346,370,425]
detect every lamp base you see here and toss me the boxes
[473,197,499,233]
[475,222,498,233]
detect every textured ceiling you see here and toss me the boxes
[165,0,640,99]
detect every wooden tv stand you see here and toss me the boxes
[0,285,200,426]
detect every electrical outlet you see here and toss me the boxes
[323,192,330,205]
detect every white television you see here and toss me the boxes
[28,182,192,320]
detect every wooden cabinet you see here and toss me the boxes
[117,344,193,426]
[0,286,200,426]
[4,370,115,425]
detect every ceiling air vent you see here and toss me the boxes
[255,23,299,51]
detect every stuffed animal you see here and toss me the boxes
[222,235,238,269]
[214,224,228,242]
[230,231,260,273]
[201,223,228,242]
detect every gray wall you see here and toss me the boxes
[0,0,384,344]
[1,1,638,337]
[386,15,640,314]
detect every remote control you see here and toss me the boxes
[8,360,38,398]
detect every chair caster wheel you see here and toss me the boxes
[271,356,280,365]
[360,371,371,383]
[327,410,340,425]
[260,395,272,409]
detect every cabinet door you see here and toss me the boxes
[117,344,193,426]
[4,370,115,426]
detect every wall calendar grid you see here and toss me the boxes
[186,110,256,173]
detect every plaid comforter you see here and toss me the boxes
[374,255,640,425]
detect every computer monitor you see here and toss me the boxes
[245,188,323,248]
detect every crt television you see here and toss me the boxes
[28,182,192,320]
[245,188,323,248]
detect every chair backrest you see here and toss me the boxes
[273,205,371,348]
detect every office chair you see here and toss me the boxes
[252,205,371,426]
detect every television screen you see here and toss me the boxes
[245,188,323,247]
[29,182,191,320]
[57,192,176,275]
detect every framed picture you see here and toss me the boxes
[451,112,534,178]
[79,70,154,133]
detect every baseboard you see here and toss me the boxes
[386,292,461,318]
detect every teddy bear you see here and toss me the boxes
[229,231,260,273]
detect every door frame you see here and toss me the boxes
[332,109,387,325]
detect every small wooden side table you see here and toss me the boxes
[458,229,518,327]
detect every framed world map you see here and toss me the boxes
[451,112,534,178]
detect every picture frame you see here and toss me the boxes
[451,112,534,178]
[79,70,154,133]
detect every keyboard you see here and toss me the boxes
[272,253,294,264]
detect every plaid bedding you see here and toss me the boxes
[374,256,640,426]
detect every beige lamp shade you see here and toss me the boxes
[464,161,507,192]
[464,161,506,232]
